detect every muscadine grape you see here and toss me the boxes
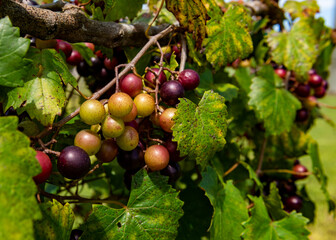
[33,151,52,184]
[295,84,311,98]
[284,195,303,212]
[274,68,287,79]
[117,146,145,170]
[57,146,91,179]
[116,126,139,151]
[160,81,185,106]
[104,57,118,70]
[133,93,155,117]
[160,161,181,182]
[70,229,83,240]
[308,74,323,88]
[164,138,185,162]
[108,92,133,118]
[171,43,181,58]
[122,102,137,122]
[277,180,297,196]
[296,108,309,122]
[302,96,317,109]
[125,120,139,131]
[145,68,167,88]
[76,60,92,77]
[84,42,95,52]
[159,108,177,133]
[178,69,200,90]
[74,129,101,156]
[314,86,326,98]
[120,73,143,97]
[150,112,161,126]
[102,115,125,138]
[66,50,82,66]
[55,40,72,58]
[90,56,103,73]
[144,145,170,171]
[95,139,118,163]
[292,164,308,180]
[79,99,106,125]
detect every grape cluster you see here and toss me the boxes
[54,46,200,187]
[262,160,308,213]
[274,66,328,123]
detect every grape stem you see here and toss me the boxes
[36,25,175,139]
[179,34,187,72]
[66,162,103,189]
[38,188,127,208]
[262,169,312,176]
[223,162,240,177]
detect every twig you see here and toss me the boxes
[317,102,336,109]
[256,137,267,176]
[223,162,240,177]
[66,162,102,189]
[145,0,165,38]
[262,169,312,176]
[179,34,187,72]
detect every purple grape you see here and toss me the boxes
[117,146,145,171]
[57,146,91,179]
[284,195,303,212]
[295,84,311,98]
[160,161,181,182]
[178,69,200,90]
[160,81,185,106]
[296,109,309,122]
[308,74,323,88]
[163,138,185,162]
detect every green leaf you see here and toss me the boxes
[196,68,238,101]
[176,175,213,240]
[172,90,228,170]
[226,67,253,94]
[0,116,41,240]
[34,200,75,240]
[166,0,209,48]
[263,182,288,221]
[186,33,205,67]
[0,17,32,87]
[248,65,301,135]
[267,18,318,78]
[72,43,95,66]
[240,161,263,190]
[104,0,146,21]
[283,0,319,19]
[3,48,77,126]
[242,196,310,240]
[200,167,249,240]
[80,170,184,240]
[308,140,336,212]
[204,4,253,70]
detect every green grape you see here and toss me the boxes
[116,126,139,151]
[134,93,155,117]
[80,99,106,125]
[102,115,125,138]
[108,92,133,117]
[74,129,101,156]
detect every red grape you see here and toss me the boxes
[145,68,167,88]
[178,69,200,90]
[55,40,72,58]
[120,73,143,97]
[95,139,118,163]
[33,151,52,184]
[160,81,185,106]
[144,145,170,171]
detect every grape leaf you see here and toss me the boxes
[200,167,249,240]
[176,175,213,240]
[0,116,41,240]
[196,68,238,101]
[308,140,336,212]
[242,196,310,240]
[104,0,146,21]
[248,65,301,135]
[240,161,263,190]
[0,17,32,87]
[80,170,183,240]
[34,200,75,240]
[263,182,288,221]
[225,67,253,94]
[3,48,77,126]
[172,90,228,170]
[283,0,319,19]
[267,18,318,78]
[166,0,209,48]
[204,4,253,70]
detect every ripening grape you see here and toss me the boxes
[74,129,101,156]
[33,151,52,184]
[116,126,139,151]
[108,92,133,118]
[134,93,155,117]
[159,108,177,133]
[79,99,106,125]
[95,139,118,163]
[144,145,170,171]
[101,115,125,138]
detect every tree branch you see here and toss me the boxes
[1,0,171,48]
